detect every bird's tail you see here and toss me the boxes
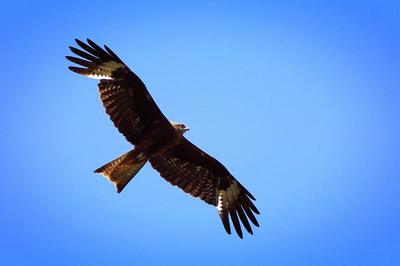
[94,150,147,193]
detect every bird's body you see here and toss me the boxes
[67,39,260,238]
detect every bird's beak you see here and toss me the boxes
[186,127,190,131]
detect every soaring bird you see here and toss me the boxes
[66,39,260,238]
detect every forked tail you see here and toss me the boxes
[94,150,147,193]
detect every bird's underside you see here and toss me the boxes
[66,38,260,238]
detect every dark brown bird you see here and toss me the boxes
[66,39,260,238]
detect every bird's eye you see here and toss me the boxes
[180,124,186,128]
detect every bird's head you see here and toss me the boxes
[170,121,189,135]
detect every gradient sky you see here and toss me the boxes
[1,1,399,265]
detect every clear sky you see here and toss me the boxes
[1,0,399,265]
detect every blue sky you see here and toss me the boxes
[1,0,399,265]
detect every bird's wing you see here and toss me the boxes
[66,39,173,145]
[149,138,259,238]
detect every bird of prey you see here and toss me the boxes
[66,39,260,238]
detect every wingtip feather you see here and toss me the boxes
[75,38,84,46]
[220,212,231,235]
[236,203,253,234]
[68,66,88,75]
[229,209,243,239]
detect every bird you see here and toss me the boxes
[66,39,260,238]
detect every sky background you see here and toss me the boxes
[1,0,399,265]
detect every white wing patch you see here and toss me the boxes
[85,61,125,80]
[217,181,240,212]
[87,73,113,80]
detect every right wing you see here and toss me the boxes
[66,38,174,145]
[150,138,260,238]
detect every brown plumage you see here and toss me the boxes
[66,39,260,238]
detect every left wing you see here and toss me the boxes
[150,138,259,238]
[66,39,174,146]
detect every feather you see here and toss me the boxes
[229,209,243,239]
[220,211,231,235]
[236,203,253,234]
[69,46,100,63]
[66,56,96,68]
